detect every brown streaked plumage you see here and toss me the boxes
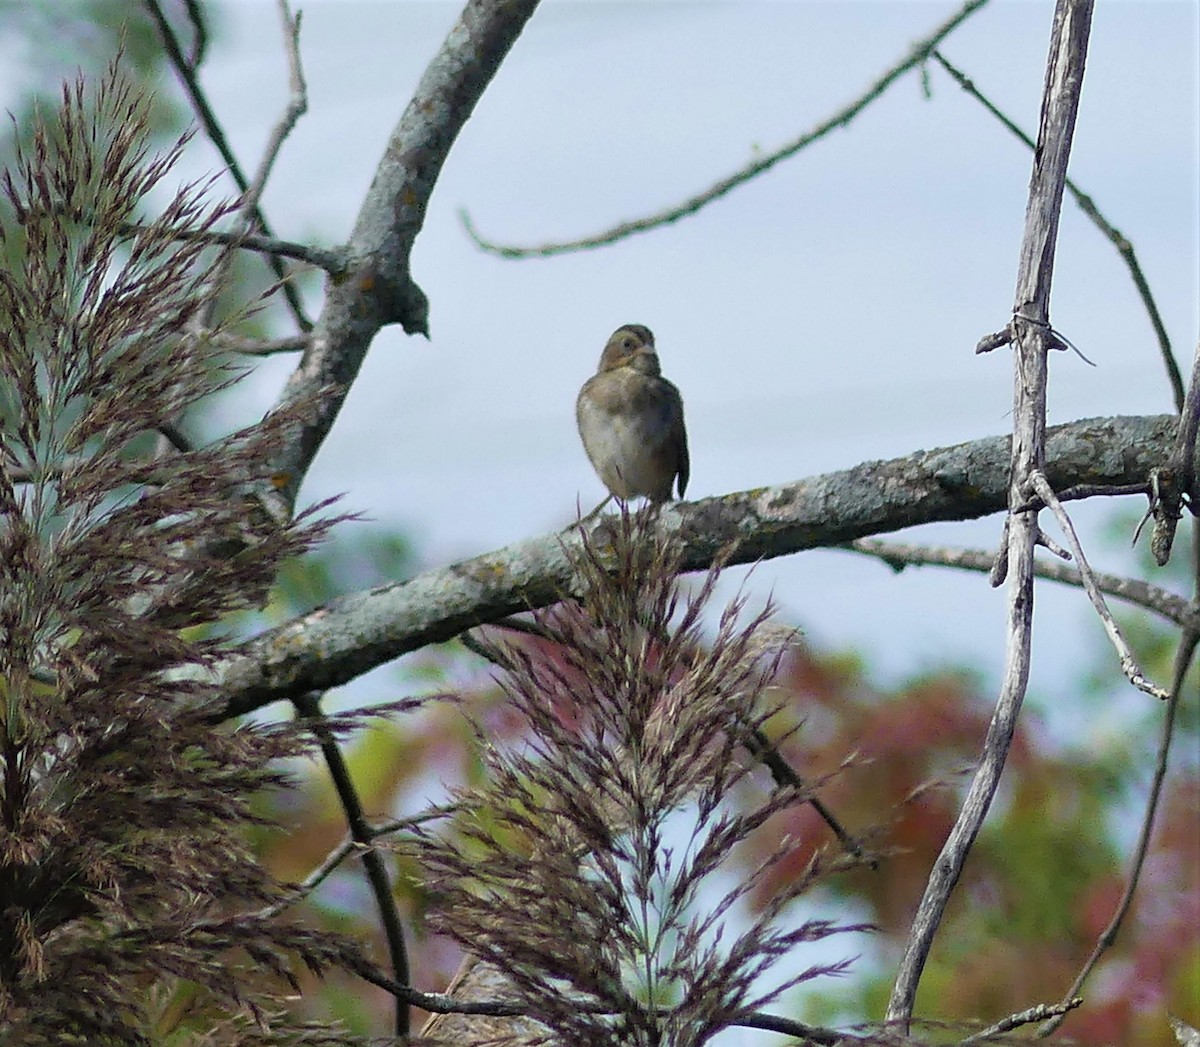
[576,324,689,504]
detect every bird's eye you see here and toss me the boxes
[623,338,635,350]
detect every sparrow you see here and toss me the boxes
[575,324,689,506]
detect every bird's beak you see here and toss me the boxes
[631,347,661,375]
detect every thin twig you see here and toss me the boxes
[118,221,344,273]
[887,0,1095,1027]
[848,538,1200,630]
[460,0,990,258]
[742,727,868,863]
[958,998,1082,1045]
[252,2,308,220]
[200,0,312,332]
[1030,471,1170,699]
[141,0,311,329]
[931,49,1182,410]
[1015,480,1148,512]
[254,809,448,922]
[292,691,411,1038]
[181,0,209,67]
[1171,341,1200,493]
[208,331,311,356]
[1037,521,1199,1036]
[1144,341,1200,565]
[257,834,360,921]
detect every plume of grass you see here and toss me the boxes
[0,64,357,1043]
[413,507,873,1046]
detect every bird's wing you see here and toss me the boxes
[667,379,689,498]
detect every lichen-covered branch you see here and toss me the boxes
[214,412,1172,720]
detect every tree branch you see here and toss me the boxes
[292,692,411,1038]
[211,413,1173,722]
[269,0,543,512]
[958,997,1082,1044]
[849,537,1199,630]
[1143,340,1200,566]
[460,0,990,258]
[887,0,1095,1026]
[1030,471,1170,699]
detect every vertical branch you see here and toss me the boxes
[887,0,1095,1027]
[292,692,411,1038]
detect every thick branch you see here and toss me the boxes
[213,413,1172,720]
[270,0,542,509]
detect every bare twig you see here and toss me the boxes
[255,809,448,921]
[1037,521,1199,1036]
[1016,480,1148,511]
[931,49,1182,409]
[258,834,360,921]
[887,0,1095,1027]
[141,0,312,329]
[118,221,345,273]
[200,0,312,332]
[1142,340,1200,565]
[292,692,411,1037]
[181,0,209,67]
[208,331,311,356]
[252,2,308,221]
[1034,527,1071,560]
[849,537,1200,630]
[1174,341,1200,494]
[958,998,1082,1044]
[358,964,848,1044]
[1030,471,1170,699]
[460,0,990,258]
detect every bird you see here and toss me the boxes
[575,324,689,509]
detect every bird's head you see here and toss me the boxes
[598,324,661,376]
